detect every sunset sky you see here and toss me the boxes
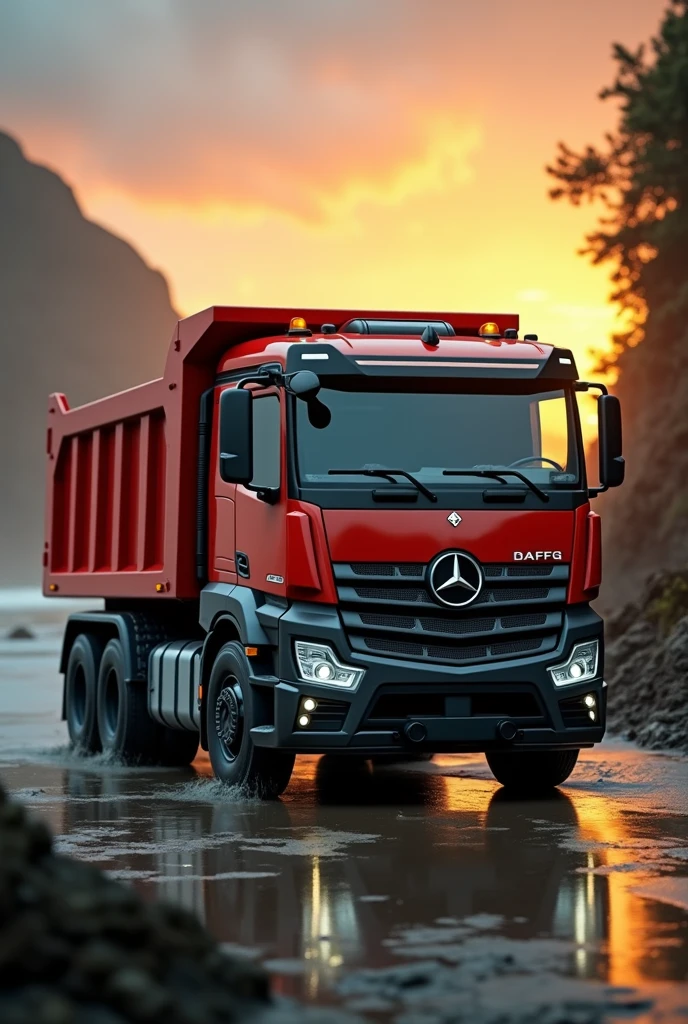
[0,0,668,393]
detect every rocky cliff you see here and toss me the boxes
[605,569,688,752]
[0,132,178,584]
[597,314,688,613]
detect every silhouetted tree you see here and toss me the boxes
[548,0,688,370]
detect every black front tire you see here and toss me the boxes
[65,633,104,753]
[96,639,160,763]
[485,749,579,793]
[206,642,294,798]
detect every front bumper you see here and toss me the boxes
[249,601,605,754]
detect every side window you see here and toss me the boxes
[251,395,281,490]
[532,394,570,470]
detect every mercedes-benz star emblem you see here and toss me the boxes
[428,551,483,608]
[447,512,462,527]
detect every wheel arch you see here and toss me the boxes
[60,613,143,680]
[60,614,134,720]
[199,615,243,750]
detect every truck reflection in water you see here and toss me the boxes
[53,755,686,1002]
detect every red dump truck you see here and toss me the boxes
[44,306,624,796]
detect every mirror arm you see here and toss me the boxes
[575,381,608,396]
[235,366,321,397]
[236,365,285,391]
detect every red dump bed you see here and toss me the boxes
[43,305,519,599]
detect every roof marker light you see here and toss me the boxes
[479,322,501,338]
[559,357,572,365]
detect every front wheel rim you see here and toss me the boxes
[215,679,245,762]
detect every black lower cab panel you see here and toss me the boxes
[359,685,544,731]
[287,686,604,747]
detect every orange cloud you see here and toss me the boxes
[0,0,667,435]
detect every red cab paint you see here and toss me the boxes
[323,509,575,569]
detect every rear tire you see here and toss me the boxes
[96,639,160,764]
[485,748,579,793]
[65,633,104,754]
[206,642,294,798]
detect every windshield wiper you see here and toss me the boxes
[441,468,549,503]
[328,468,438,503]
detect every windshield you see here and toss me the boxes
[295,387,580,488]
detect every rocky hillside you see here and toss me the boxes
[605,569,688,752]
[597,315,688,614]
[598,309,688,751]
[0,132,178,585]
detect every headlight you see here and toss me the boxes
[548,640,599,687]
[294,641,364,690]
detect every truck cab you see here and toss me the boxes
[45,307,624,797]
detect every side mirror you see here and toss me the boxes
[288,370,331,429]
[219,387,253,484]
[598,394,625,489]
[288,370,321,400]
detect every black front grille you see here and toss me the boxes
[351,562,424,577]
[354,585,429,604]
[336,560,568,666]
[479,587,548,603]
[501,613,547,628]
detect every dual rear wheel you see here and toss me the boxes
[65,634,198,766]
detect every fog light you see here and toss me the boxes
[303,698,317,712]
[298,714,310,728]
[588,710,596,721]
[584,694,596,708]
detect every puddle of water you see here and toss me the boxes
[1,748,687,1020]
[2,603,688,1020]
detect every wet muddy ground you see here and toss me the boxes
[2,593,688,1022]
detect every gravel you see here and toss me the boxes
[605,570,688,752]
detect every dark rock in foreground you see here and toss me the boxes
[0,784,270,1024]
[6,626,35,640]
[605,571,688,752]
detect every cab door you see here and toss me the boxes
[233,388,287,597]
[210,385,237,581]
